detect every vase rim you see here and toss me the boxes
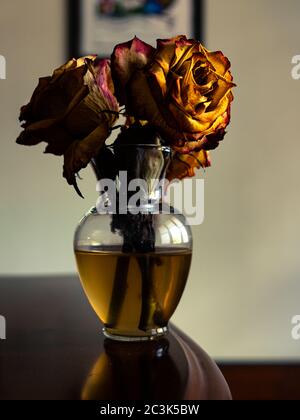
[108,144,171,152]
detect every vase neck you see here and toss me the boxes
[92,144,171,210]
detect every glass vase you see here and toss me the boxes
[74,142,193,341]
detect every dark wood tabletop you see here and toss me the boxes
[1,275,299,400]
[220,363,300,400]
[0,275,231,401]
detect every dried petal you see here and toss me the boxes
[167,150,211,181]
[63,123,110,189]
[112,36,155,103]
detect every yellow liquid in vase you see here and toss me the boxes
[75,249,192,338]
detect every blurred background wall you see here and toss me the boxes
[0,0,300,360]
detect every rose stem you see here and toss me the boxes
[137,214,164,332]
[105,256,130,329]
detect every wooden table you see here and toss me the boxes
[1,276,299,400]
[0,276,231,400]
[219,364,300,400]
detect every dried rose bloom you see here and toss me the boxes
[112,36,235,179]
[17,56,119,194]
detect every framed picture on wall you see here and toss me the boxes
[69,0,203,58]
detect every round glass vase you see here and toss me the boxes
[74,144,193,342]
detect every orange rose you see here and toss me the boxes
[112,35,235,179]
[17,57,119,194]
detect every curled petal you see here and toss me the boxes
[63,123,110,188]
[202,47,231,77]
[16,85,89,146]
[203,107,232,150]
[19,76,51,124]
[127,70,181,141]
[84,58,119,126]
[112,36,155,103]
[52,56,97,80]
[20,57,95,125]
[206,74,235,111]
[95,59,119,113]
[167,150,211,182]
[168,90,233,141]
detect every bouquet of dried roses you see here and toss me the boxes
[16,35,235,196]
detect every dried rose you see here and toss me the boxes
[112,35,235,177]
[17,56,119,195]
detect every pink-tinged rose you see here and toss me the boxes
[17,57,119,195]
[112,36,155,104]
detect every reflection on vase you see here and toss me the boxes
[81,337,187,400]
